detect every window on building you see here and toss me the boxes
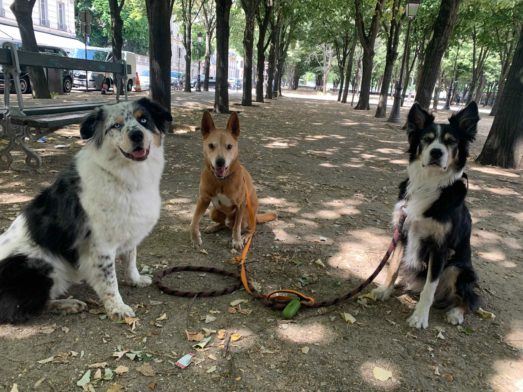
[0,0,5,17]
[57,2,66,30]
[39,0,49,27]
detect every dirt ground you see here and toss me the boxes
[0,90,522,392]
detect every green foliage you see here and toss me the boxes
[75,0,149,54]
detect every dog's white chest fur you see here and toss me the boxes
[211,193,233,208]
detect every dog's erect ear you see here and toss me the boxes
[80,107,105,147]
[136,98,173,133]
[450,101,479,142]
[407,102,434,133]
[201,111,215,138]
[226,112,240,139]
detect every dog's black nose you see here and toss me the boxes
[430,149,443,159]
[129,130,144,143]
[215,157,226,168]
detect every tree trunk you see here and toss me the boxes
[375,0,402,118]
[341,34,357,104]
[240,0,260,106]
[477,26,523,169]
[214,0,232,113]
[202,0,216,92]
[11,0,51,98]
[145,0,174,110]
[266,19,276,99]
[415,0,461,108]
[354,0,385,110]
[490,53,513,116]
[184,25,192,92]
[255,1,272,102]
[204,33,212,91]
[109,0,125,94]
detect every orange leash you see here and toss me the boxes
[238,180,316,306]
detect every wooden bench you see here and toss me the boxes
[0,42,131,168]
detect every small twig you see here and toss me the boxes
[222,332,231,358]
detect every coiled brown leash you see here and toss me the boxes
[154,182,406,311]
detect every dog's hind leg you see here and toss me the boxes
[204,209,227,233]
[121,247,152,288]
[48,298,87,314]
[372,243,404,301]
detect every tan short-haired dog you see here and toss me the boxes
[190,111,276,250]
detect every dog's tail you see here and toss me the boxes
[0,255,53,324]
[256,212,278,223]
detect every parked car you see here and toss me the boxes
[0,44,74,94]
[228,78,242,90]
[191,75,216,89]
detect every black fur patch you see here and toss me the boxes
[135,98,173,133]
[80,107,105,147]
[0,255,53,324]
[24,161,89,266]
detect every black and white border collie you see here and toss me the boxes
[0,98,172,324]
[373,101,481,329]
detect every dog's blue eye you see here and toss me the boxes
[139,117,148,124]
[113,123,122,129]
[226,144,233,150]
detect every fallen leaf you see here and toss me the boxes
[434,366,441,376]
[193,336,212,349]
[373,366,392,382]
[360,292,378,301]
[437,331,445,340]
[155,313,168,322]
[37,356,55,364]
[230,333,242,342]
[444,373,454,383]
[216,329,226,340]
[476,307,496,320]
[123,316,140,331]
[93,368,102,380]
[76,370,91,387]
[148,382,157,390]
[301,346,309,354]
[457,325,475,335]
[199,248,208,255]
[61,326,70,333]
[229,299,248,307]
[340,312,356,324]
[207,365,217,373]
[186,330,205,342]
[314,259,326,268]
[88,362,108,369]
[33,377,46,389]
[209,310,221,314]
[136,363,155,377]
[202,328,216,336]
[106,383,125,392]
[104,368,114,381]
[205,315,217,324]
[114,365,129,375]
[10,385,18,392]
[113,350,129,360]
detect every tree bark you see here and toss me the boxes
[354,0,385,110]
[341,32,357,104]
[109,0,125,94]
[202,0,216,92]
[255,1,272,102]
[240,0,260,106]
[415,0,461,108]
[375,0,402,118]
[214,0,232,113]
[477,26,523,169]
[145,0,174,110]
[11,0,51,98]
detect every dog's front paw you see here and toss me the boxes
[407,309,430,329]
[130,274,152,288]
[107,302,135,320]
[446,307,464,325]
[371,286,393,301]
[190,227,203,248]
[232,237,244,251]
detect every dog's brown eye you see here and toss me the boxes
[226,144,233,150]
[208,143,214,150]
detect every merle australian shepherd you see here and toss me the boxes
[373,101,481,329]
[0,98,172,324]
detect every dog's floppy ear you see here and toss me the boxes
[80,107,104,146]
[450,101,479,142]
[226,112,240,139]
[407,102,434,133]
[136,98,173,133]
[201,110,215,138]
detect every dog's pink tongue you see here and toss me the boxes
[130,148,147,159]
[215,167,226,177]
